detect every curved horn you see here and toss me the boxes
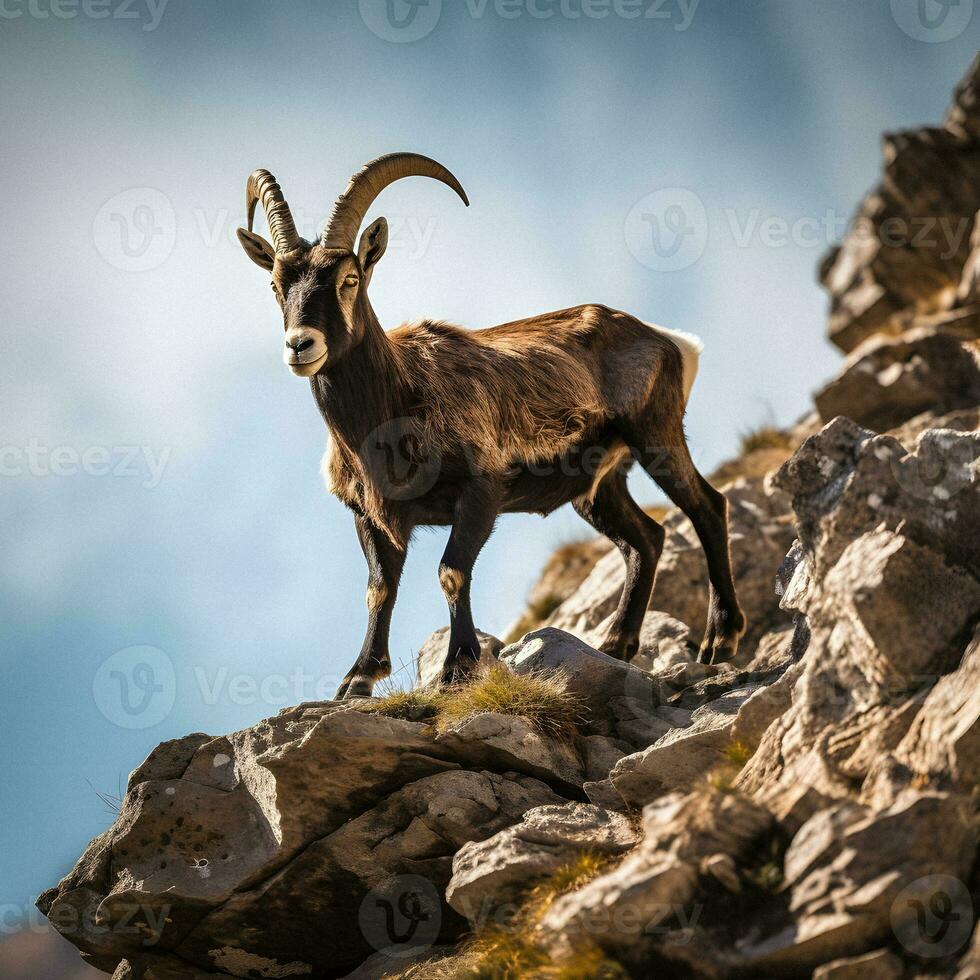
[322,152,469,251]
[245,169,301,254]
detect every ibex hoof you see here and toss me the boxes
[335,675,375,700]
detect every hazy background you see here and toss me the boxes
[1,0,976,972]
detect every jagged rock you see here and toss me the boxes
[446,803,638,920]
[652,661,737,706]
[774,416,980,580]
[582,734,630,782]
[745,625,796,672]
[730,659,801,750]
[738,791,977,975]
[813,327,980,432]
[582,777,629,812]
[538,791,772,964]
[812,949,904,980]
[537,477,795,659]
[658,657,790,713]
[38,703,569,978]
[435,711,585,797]
[179,768,562,975]
[864,623,980,804]
[820,56,980,352]
[739,526,979,827]
[415,627,502,689]
[500,628,664,747]
[735,419,980,833]
[609,684,761,806]
[886,403,980,447]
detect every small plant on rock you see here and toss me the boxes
[399,851,626,979]
[359,663,585,742]
[437,663,584,741]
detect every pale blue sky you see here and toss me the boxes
[1,0,977,935]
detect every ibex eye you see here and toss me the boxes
[343,275,359,287]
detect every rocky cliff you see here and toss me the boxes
[40,58,980,980]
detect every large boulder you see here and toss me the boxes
[37,702,565,978]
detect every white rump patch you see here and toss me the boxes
[646,322,704,404]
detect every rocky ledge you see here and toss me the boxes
[40,57,980,980]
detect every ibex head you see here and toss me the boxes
[237,153,469,377]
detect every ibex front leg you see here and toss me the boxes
[335,514,407,700]
[439,479,499,686]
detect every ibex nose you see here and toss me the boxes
[283,328,327,375]
[289,336,315,354]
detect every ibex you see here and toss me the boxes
[238,153,745,698]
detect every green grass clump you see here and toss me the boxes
[360,663,584,742]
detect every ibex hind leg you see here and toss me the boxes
[622,413,746,665]
[573,468,664,662]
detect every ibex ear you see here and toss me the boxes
[237,228,276,271]
[357,217,389,275]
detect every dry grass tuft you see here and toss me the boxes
[723,740,753,768]
[392,852,624,979]
[437,664,584,741]
[706,739,755,794]
[359,687,443,724]
[738,425,794,455]
[360,663,584,742]
[709,425,797,486]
